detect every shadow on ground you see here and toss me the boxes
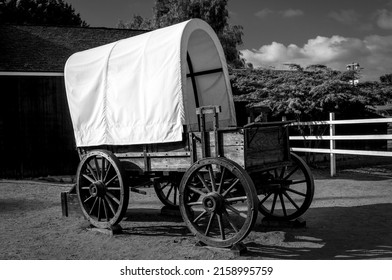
[245,203,392,259]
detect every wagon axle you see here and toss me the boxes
[89,181,106,198]
[202,192,224,213]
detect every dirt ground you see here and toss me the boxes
[1,166,392,260]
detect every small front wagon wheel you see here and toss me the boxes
[179,158,258,248]
[76,150,129,228]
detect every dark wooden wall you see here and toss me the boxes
[0,75,79,178]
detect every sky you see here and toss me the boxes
[65,0,392,81]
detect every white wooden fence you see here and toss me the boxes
[287,113,392,176]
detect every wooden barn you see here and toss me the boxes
[0,25,144,178]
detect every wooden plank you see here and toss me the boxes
[292,147,392,157]
[193,129,244,148]
[193,130,244,162]
[290,117,392,126]
[290,134,392,140]
[244,126,289,169]
[150,157,192,171]
[118,154,192,172]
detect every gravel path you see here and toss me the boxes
[1,168,392,260]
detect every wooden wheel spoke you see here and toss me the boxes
[283,166,299,180]
[279,166,287,179]
[106,192,120,205]
[103,163,112,182]
[101,157,106,180]
[83,195,94,204]
[205,212,215,236]
[222,178,240,197]
[217,167,226,194]
[226,204,247,219]
[188,186,206,197]
[286,188,306,197]
[93,156,101,180]
[102,198,109,221]
[104,196,116,215]
[283,191,300,210]
[259,192,273,204]
[173,185,177,205]
[279,193,287,217]
[159,182,170,190]
[105,174,118,186]
[290,179,307,185]
[270,193,278,214]
[223,209,238,233]
[82,174,95,184]
[97,198,102,221]
[217,214,225,240]
[208,165,217,192]
[86,162,98,181]
[89,197,99,215]
[186,201,203,206]
[197,172,212,193]
[193,210,208,223]
[165,185,174,200]
[225,196,248,203]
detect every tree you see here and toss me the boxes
[0,0,88,26]
[230,66,392,163]
[117,15,152,30]
[306,64,331,73]
[380,73,392,85]
[118,0,244,68]
[284,63,303,72]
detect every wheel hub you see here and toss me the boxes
[202,192,224,213]
[89,181,106,197]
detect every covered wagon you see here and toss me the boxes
[64,19,314,248]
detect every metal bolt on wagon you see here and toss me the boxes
[64,19,314,249]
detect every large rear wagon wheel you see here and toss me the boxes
[257,152,314,221]
[76,150,129,228]
[179,158,258,248]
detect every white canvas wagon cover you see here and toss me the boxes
[65,19,236,147]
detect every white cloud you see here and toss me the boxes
[255,8,273,19]
[328,9,360,25]
[281,9,304,18]
[241,35,392,80]
[255,8,304,19]
[376,9,392,29]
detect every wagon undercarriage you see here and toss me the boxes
[75,107,314,248]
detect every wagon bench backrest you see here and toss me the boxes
[64,19,236,147]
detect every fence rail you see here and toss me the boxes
[288,113,392,176]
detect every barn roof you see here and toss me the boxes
[0,25,145,73]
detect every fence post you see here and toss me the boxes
[329,112,336,176]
